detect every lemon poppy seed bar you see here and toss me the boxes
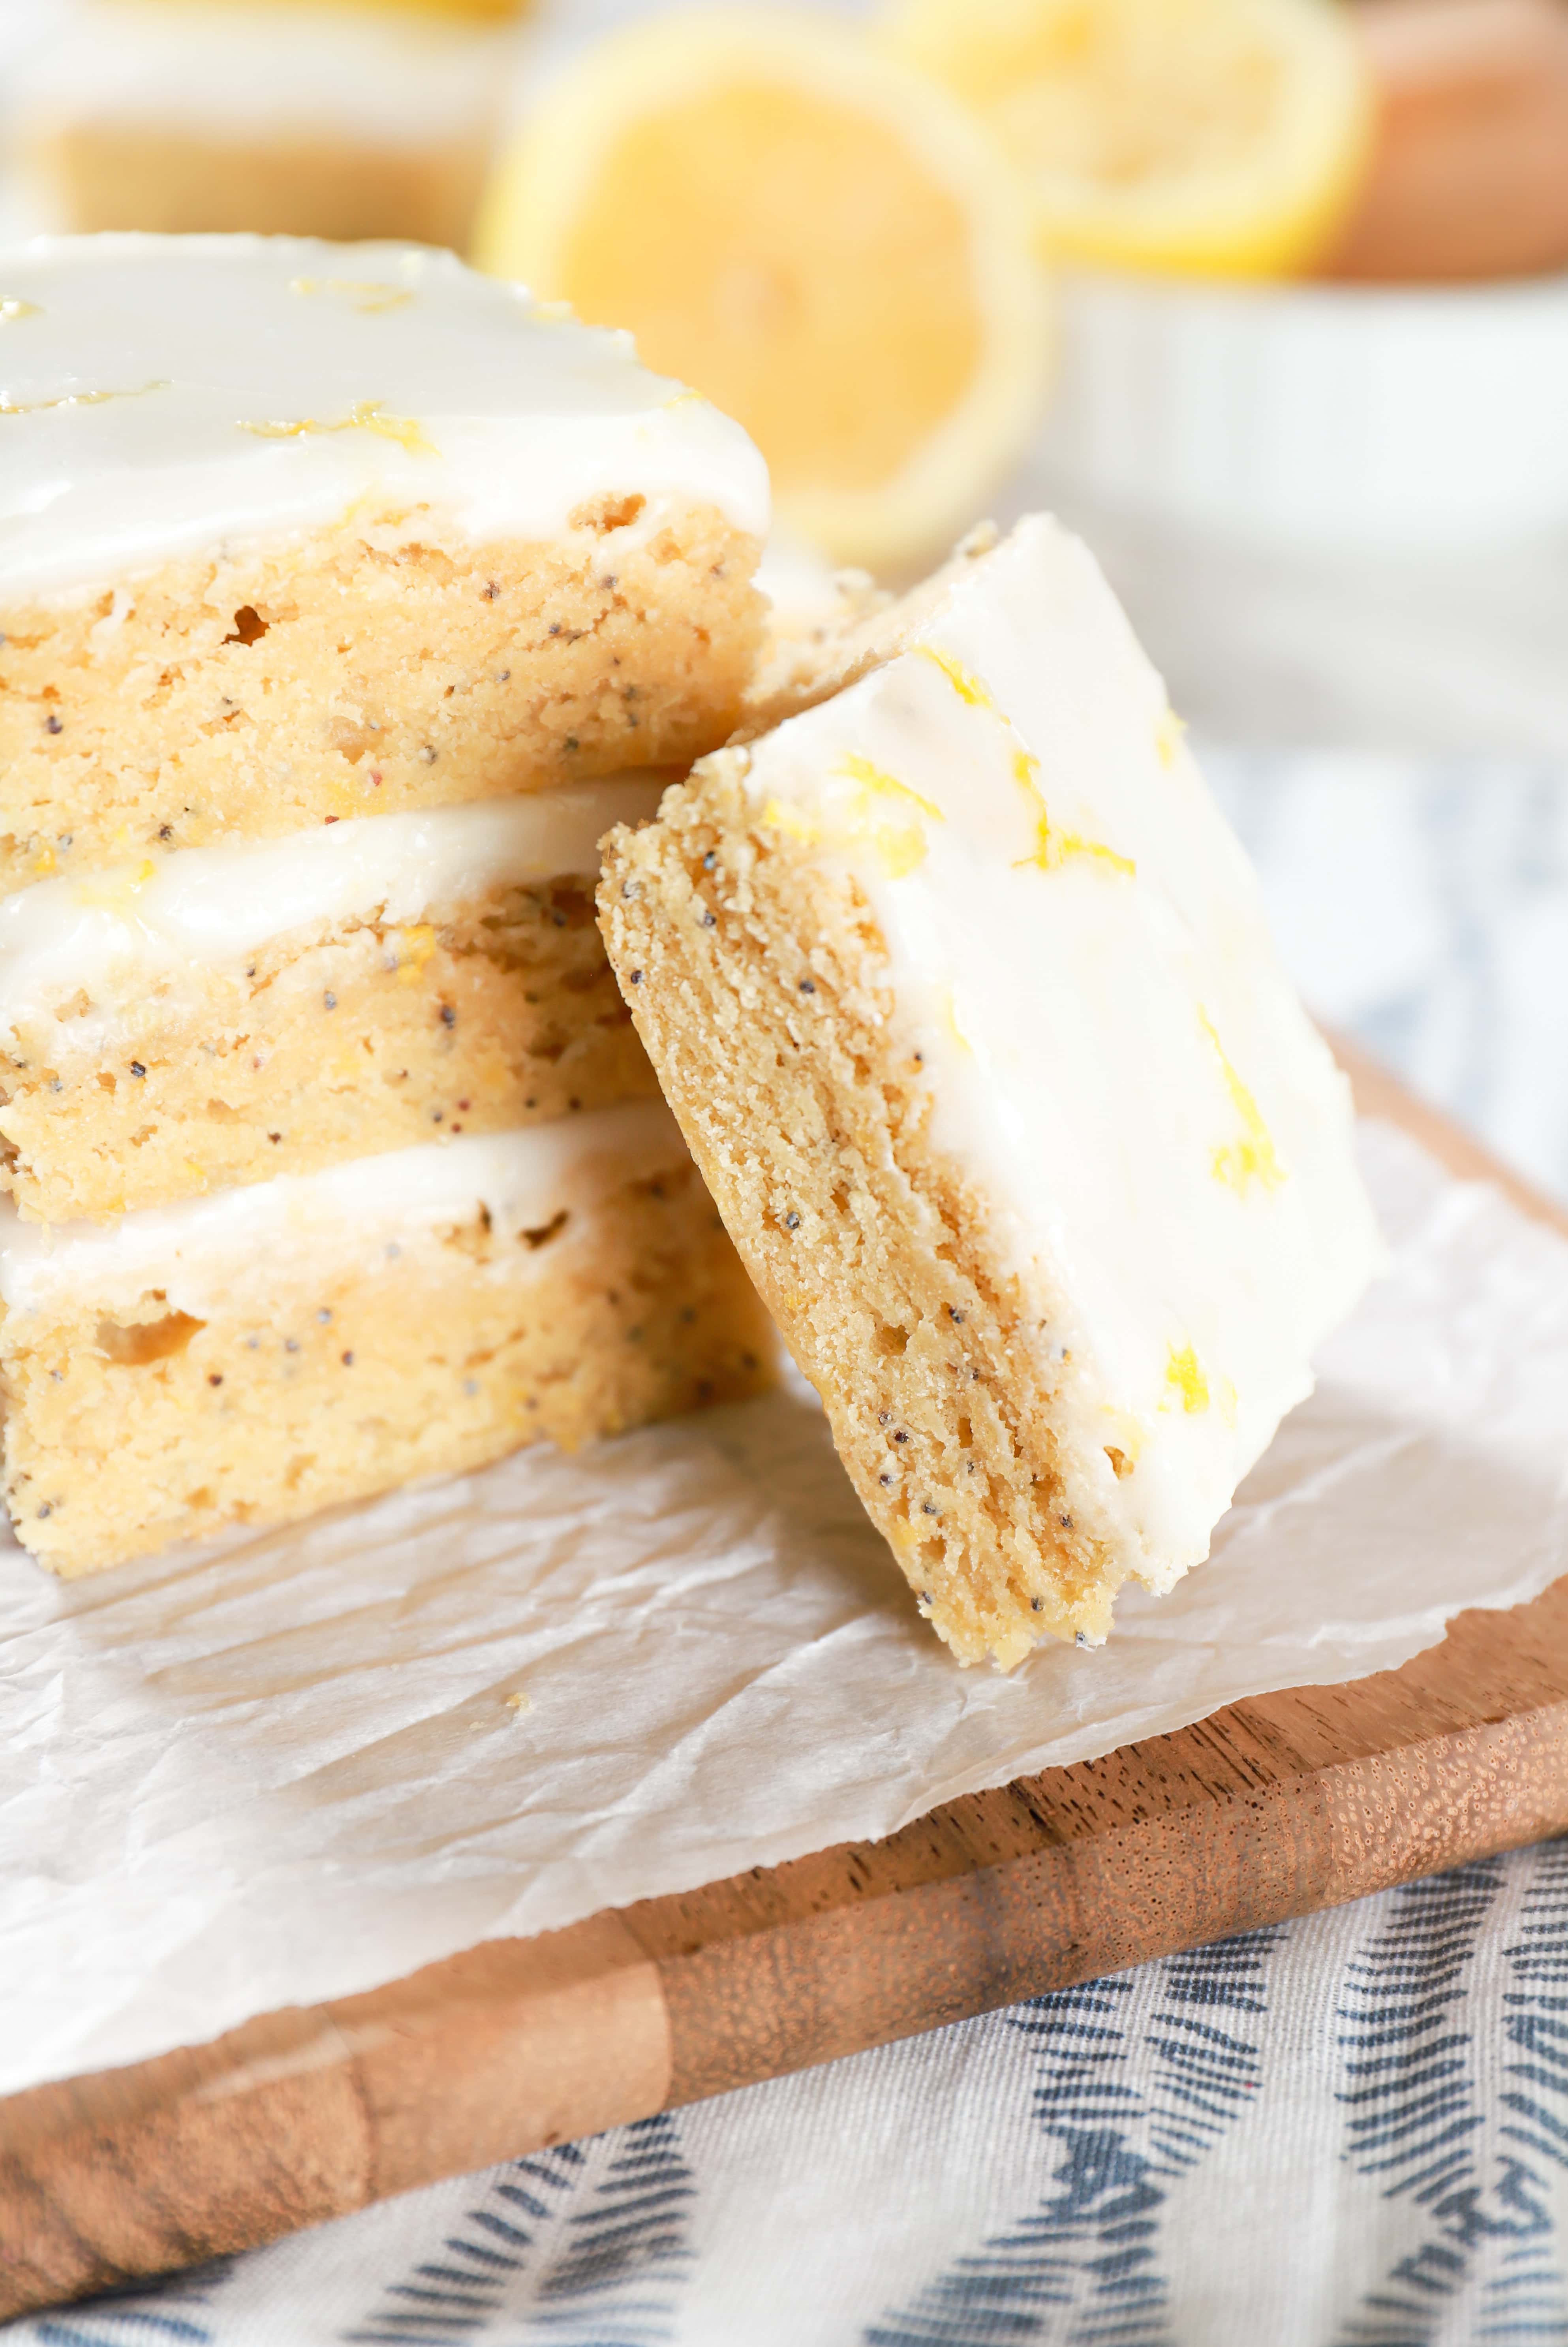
[1,1098,774,1577]
[0,234,768,893]
[19,2,514,251]
[0,233,775,1576]
[0,775,674,1223]
[599,516,1383,1668]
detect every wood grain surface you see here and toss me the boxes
[4,1044,1567,2323]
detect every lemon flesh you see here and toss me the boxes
[886,0,1374,277]
[559,84,984,498]
[475,8,1051,568]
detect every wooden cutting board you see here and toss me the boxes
[4,1044,1568,2325]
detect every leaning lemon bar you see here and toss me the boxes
[0,233,774,1575]
[599,517,1383,1668]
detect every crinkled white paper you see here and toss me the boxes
[3,1118,1567,2100]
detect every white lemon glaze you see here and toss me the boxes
[732,513,1384,1599]
[0,235,769,601]
[21,2,511,147]
[0,1096,689,1318]
[0,775,667,1040]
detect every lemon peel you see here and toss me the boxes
[759,798,823,849]
[1011,748,1135,877]
[917,643,1135,871]
[918,643,999,712]
[238,401,437,458]
[1164,1344,1209,1412]
[1155,706,1187,768]
[1200,1007,1286,1193]
[761,758,940,880]
[75,859,156,910]
[838,753,944,825]
[289,277,414,315]
[1,380,167,417]
[394,923,438,982]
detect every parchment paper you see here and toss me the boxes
[3,1117,1567,2100]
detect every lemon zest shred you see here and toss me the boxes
[941,986,973,1053]
[761,762,939,880]
[1011,748,1135,877]
[856,825,917,880]
[1155,706,1187,768]
[288,277,413,315]
[31,845,55,879]
[760,797,823,847]
[918,643,998,712]
[1165,1344,1209,1414]
[838,755,941,878]
[1200,1008,1286,1194]
[0,299,40,322]
[0,378,167,417]
[395,922,438,982]
[238,400,437,458]
[838,752,943,823]
[75,859,156,910]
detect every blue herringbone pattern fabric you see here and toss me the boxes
[14,1840,1568,2347]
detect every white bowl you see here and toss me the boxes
[1033,267,1568,555]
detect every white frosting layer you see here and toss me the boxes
[0,776,666,1035]
[735,513,1384,1596]
[0,1096,688,1318]
[21,2,513,145]
[0,235,769,600]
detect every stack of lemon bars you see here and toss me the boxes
[0,231,1381,1677]
[0,234,776,1575]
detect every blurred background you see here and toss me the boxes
[0,0,1564,1193]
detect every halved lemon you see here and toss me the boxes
[883,0,1375,277]
[473,7,1051,570]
